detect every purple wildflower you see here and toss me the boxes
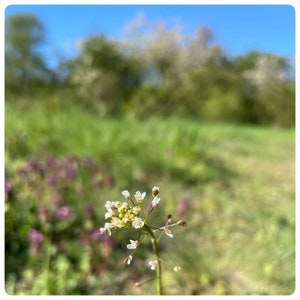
[28,229,44,255]
[28,229,44,244]
[55,206,75,220]
[5,181,12,194]
[64,166,76,180]
[177,199,191,217]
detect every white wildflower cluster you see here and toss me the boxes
[99,198,143,235]
[99,186,187,271]
[100,187,161,237]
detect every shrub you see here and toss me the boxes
[5,155,116,294]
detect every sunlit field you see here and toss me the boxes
[5,103,295,295]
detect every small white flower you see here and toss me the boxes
[104,200,115,210]
[134,191,146,203]
[151,196,160,208]
[126,239,138,250]
[173,266,181,272]
[104,209,114,219]
[118,202,129,212]
[99,222,114,235]
[122,190,131,200]
[132,206,141,215]
[99,227,106,234]
[111,218,123,228]
[149,260,157,270]
[132,217,144,229]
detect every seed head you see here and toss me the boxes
[177,220,187,227]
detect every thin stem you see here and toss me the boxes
[143,224,163,295]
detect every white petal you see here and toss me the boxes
[164,228,174,238]
[122,190,131,200]
[105,201,114,210]
[148,260,157,270]
[152,196,160,207]
[126,239,138,249]
[132,218,144,229]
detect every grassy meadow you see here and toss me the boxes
[5,102,295,295]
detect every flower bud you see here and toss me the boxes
[123,255,133,265]
[177,220,187,227]
[166,214,172,224]
[152,186,160,197]
[121,190,131,200]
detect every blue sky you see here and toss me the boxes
[5,4,295,68]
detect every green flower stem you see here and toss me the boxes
[143,224,163,295]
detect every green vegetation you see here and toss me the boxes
[5,13,295,127]
[5,103,295,295]
[5,11,295,295]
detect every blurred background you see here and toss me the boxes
[4,4,295,295]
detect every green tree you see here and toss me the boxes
[71,34,142,115]
[5,13,51,94]
[124,16,228,118]
[68,14,294,126]
[234,51,295,126]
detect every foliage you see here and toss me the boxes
[4,9,296,295]
[70,34,142,115]
[5,12,295,127]
[234,51,295,125]
[5,103,295,294]
[5,13,54,94]
[5,155,116,294]
[66,15,294,126]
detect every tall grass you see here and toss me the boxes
[5,103,295,294]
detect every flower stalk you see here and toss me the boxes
[143,223,162,295]
[99,186,186,295]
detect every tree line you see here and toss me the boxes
[5,13,295,126]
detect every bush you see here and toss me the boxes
[5,155,118,294]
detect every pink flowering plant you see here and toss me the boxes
[99,186,187,295]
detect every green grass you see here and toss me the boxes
[5,102,295,295]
